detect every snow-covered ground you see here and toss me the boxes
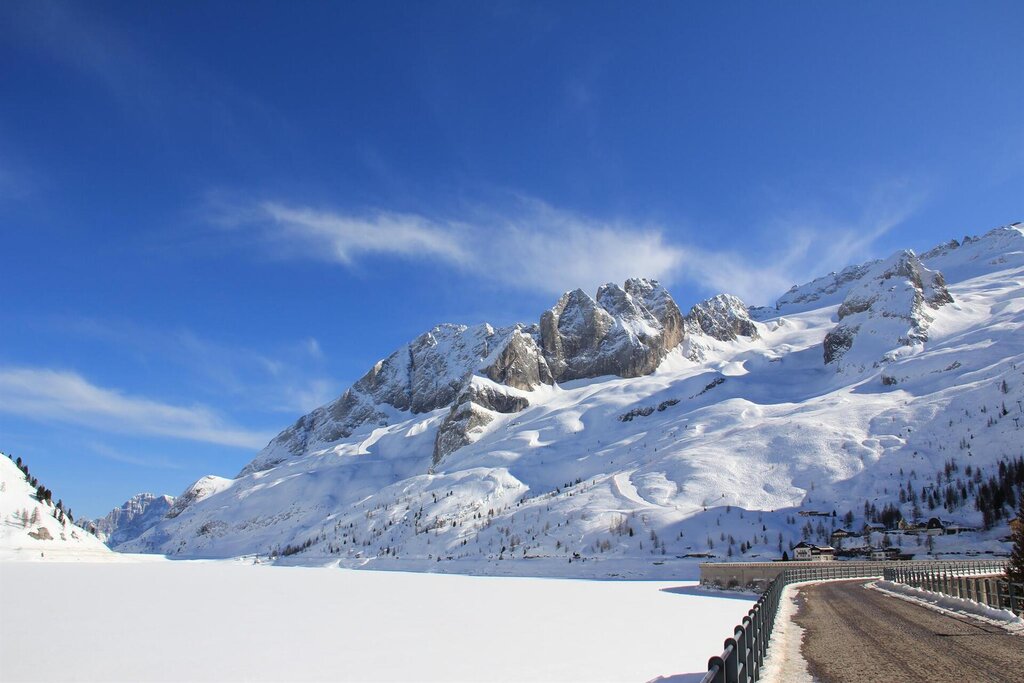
[0,558,751,682]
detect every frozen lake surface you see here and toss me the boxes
[0,557,750,682]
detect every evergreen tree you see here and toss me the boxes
[1007,491,1024,583]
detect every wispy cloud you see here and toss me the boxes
[215,184,924,305]
[673,192,925,303]
[88,442,183,471]
[0,367,273,449]
[260,203,471,266]
[59,319,337,415]
[219,196,685,296]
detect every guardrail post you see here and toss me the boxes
[751,605,764,667]
[706,656,726,683]
[723,637,739,683]
[735,625,748,683]
[742,617,755,682]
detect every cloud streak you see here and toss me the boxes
[219,187,922,305]
[0,367,273,449]
[224,197,685,297]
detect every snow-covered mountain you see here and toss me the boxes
[1,453,109,558]
[82,492,175,546]
[120,224,1024,575]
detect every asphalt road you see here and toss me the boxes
[793,580,1024,683]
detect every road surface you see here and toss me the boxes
[793,579,1024,683]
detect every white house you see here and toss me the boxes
[793,541,835,562]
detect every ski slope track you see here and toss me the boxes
[112,224,1024,576]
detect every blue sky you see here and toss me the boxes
[1,1,1021,518]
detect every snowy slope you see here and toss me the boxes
[121,224,1024,574]
[0,454,109,559]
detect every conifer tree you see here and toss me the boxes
[1007,491,1024,583]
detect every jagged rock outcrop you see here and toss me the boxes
[540,279,684,382]
[775,262,876,314]
[84,492,175,546]
[540,288,616,380]
[823,250,953,369]
[482,327,553,390]
[432,381,531,465]
[822,325,856,365]
[246,278,689,473]
[242,324,499,474]
[624,277,686,350]
[685,294,759,341]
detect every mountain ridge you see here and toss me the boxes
[115,223,1024,575]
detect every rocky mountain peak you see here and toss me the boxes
[824,249,953,368]
[246,277,693,473]
[686,293,759,341]
[624,277,686,349]
[85,492,175,546]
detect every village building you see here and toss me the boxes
[792,541,835,562]
[870,547,900,561]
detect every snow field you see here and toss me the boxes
[0,560,753,682]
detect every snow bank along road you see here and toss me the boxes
[793,580,1024,683]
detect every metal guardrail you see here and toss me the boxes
[698,559,1009,683]
[884,562,1019,617]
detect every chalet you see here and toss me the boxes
[925,517,945,536]
[865,524,887,534]
[798,510,833,517]
[901,522,928,535]
[830,528,856,540]
[870,547,900,561]
[793,541,835,562]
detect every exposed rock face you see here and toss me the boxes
[85,493,175,546]
[823,325,856,365]
[624,277,686,350]
[246,278,690,473]
[823,250,953,369]
[540,288,616,380]
[775,262,876,314]
[432,381,531,465]
[540,279,685,382]
[433,402,494,466]
[243,324,499,474]
[685,294,759,341]
[483,327,553,390]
